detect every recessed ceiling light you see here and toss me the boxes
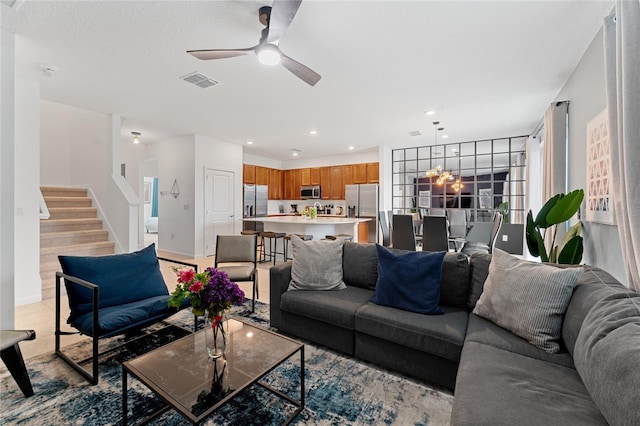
[441,135,449,139]
[309,130,317,135]
[348,146,355,150]
[246,141,253,145]
[291,149,301,156]
[425,110,436,116]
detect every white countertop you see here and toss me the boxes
[243,216,371,224]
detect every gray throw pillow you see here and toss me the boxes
[473,249,582,354]
[288,235,346,291]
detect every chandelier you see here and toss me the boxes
[451,147,464,192]
[425,121,452,185]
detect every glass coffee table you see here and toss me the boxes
[122,318,304,425]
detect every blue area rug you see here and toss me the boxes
[0,301,453,425]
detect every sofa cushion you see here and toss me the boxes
[467,252,492,310]
[355,303,467,362]
[59,244,169,322]
[280,286,374,330]
[452,341,607,426]
[288,236,346,291]
[342,241,378,290]
[573,292,640,426]
[473,249,582,353]
[562,265,633,356]
[71,295,174,336]
[371,245,445,315]
[440,252,470,309]
[465,313,575,369]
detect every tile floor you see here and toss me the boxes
[12,234,276,361]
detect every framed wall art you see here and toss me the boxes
[418,190,431,208]
[586,108,615,224]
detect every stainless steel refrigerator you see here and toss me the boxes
[345,184,379,243]
[243,184,268,232]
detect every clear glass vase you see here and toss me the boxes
[204,312,227,359]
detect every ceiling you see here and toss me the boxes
[2,0,613,162]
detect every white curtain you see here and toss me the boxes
[542,101,569,246]
[603,1,640,291]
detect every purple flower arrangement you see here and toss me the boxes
[168,266,245,320]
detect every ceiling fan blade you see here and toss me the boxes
[267,0,302,43]
[187,47,256,60]
[280,52,321,86]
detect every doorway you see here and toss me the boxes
[204,169,235,256]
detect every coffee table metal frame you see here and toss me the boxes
[122,318,304,425]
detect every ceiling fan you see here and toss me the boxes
[187,0,321,86]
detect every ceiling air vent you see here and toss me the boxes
[181,72,220,89]
[408,131,421,137]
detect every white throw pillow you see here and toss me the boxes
[288,235,346,291]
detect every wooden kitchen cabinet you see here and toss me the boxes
[366,162,379,183]
[310,168,321,185]
[320,167,331,200]
[342,164,354,186]
[283,170,292,200]
[255,166,269,186]
[269,168,283,199]
[301,168,311,186]
[353,163,367,184]
[292,169,302,199]
[243,164,256,184]
[330,166,344,199]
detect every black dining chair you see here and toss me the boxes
[391,214,417,251]
[421,216,450,252]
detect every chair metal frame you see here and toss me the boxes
[55,257,197,385]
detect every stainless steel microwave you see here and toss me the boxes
[300,185,321,199]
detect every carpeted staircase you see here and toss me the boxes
[40,186,114,300]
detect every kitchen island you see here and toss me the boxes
[243,216,372,259]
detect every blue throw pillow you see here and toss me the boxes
[59,244,169,321]
[371,245,446,315]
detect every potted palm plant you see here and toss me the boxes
[525,189,584,264]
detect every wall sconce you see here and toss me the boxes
[160,179,180,198]
[132,131,141,144]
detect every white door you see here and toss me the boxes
[204,169,235,256]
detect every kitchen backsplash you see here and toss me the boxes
[267,200,345,215]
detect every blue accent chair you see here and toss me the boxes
[56,244,195,385]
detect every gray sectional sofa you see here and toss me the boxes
[269,242,640,425]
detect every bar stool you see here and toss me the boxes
[241,230,264,260]
[259,231,286,265]
[325,234,353,241]
[284,234,313,260]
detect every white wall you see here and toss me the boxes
[1,29,16,327]
[281,150,379,169]
[195,134,244,257]
[14,79,42,305]
[156,135,196,256]
[553,28,626,284]
[243,153,283,169]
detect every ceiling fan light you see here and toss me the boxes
[131,131,141,144]
[258,46,281,66]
